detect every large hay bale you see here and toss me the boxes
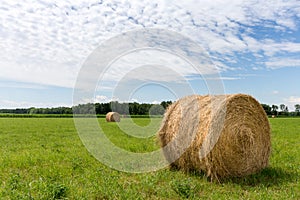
[106,112,121,122]
[158,94,271,180]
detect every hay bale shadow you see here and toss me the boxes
[220,167,297,187]
[170,165,211,181]
[170,165,297,186]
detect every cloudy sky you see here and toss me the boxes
[0,0,300,110]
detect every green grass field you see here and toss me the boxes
[0,118,299,199]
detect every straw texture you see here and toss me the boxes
[106,112,121,122]
[158,94,271,180]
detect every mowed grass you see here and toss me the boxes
[0,118,299,199]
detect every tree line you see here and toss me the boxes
[0,101,299,116]
[0,101,173,116]
[261,103,300,116]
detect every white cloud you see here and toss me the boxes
[100,49,218,84]
[0,81,48,89]
[94,95,108,102]
[0,60,78,88]
[131,98,139,103]
[261,41,300,57]
[0,0,299,89]
[0,99,72,109]
[151,100,161,104]
[265,58,300,69]
[78,95,114,104]
[286,96,300,104]
[283,96,300,111]
[241,36,300,57]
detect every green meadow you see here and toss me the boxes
[0,118,299,199]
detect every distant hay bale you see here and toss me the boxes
[158,94,271,180]
[106,112,121,122]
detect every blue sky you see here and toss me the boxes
[0,0,300,110]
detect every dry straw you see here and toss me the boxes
[106,112,121,122]
[158,94,271,180]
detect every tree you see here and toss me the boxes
[271,105,278,116]
[280,104,286,112]
[29,107,36,114]
[284,106,289,116]
[261,104,271,115]
[138,103,151,115]
[149,104,165,115]
[279,104,289,116]
[284,106,289,113]
[102,103,111,114]
[295,104,300,112]
[129,102,139,115]
[160,101,173,109]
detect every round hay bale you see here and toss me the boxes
[158,94,271,180]
[106,112,121,122]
